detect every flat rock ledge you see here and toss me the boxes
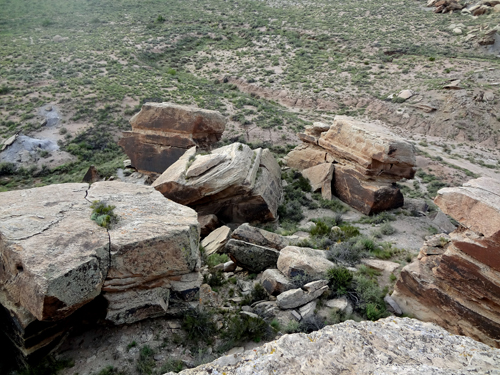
[164,317,500,375]
[0,181,201,360]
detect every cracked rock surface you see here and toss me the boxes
[165,317,500,375]
[0,181,200,356]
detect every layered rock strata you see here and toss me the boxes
[165,317,500,375]
[392,177,500,348]
[0,182,200,360]
[118,102,226,174]
[284,116,416,214]
[153,143,282,223]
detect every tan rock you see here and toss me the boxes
[301,163,334,200]
[435,177,500,240]
[277,246,335,279]
[201,226,231,255]
[319,116,416,180]
[283,143,335,171]
[153,143,282,223]
[360,259,400,273]
[118,102,226,174]
[261,269,293,295]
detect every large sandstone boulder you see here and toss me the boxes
[0,182,200,358]
[118,102,226,174]
[284,116,415,215]
[153,143,282,223]
[165,318,500,375]
[393,177,500,348]
[277,246,335,278]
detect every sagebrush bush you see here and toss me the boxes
[326,266,353,294]
[182,308,217,344]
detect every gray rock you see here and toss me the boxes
[261,269,293,296]
[237,279,253,293]
[231,223,295,250]
[165,318,500,375]
[0,135,59,165]
[298,300,317,320]
[223,261,236,272]
[226,239,280,273]
[325,296,353,315]
[384,294,402,315]
[276,285,328,309]
[291,310,302,321]
[404,198,428,213]
[240,311,259,319]
[432,210,456,234]
[303,279,328,293]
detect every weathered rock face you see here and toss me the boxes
[153,143,282,223]
[0,181,201,358]
[277,246,335,278]
[393,177,500,348]
[284,116,416,215]
[118,102,226,174]
[165,318,500,375]
[201,226,231,255]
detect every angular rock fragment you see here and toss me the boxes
[198,214,220,237]
[276,285,328,309]
[153,143,282,223]
[261,269,293,295]
[201,226,231,255]
[118,102,226,174]
[225,239,280,273]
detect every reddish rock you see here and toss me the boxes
[119,102,226,174]
[392,178,500,348]
[333,165,404,215]
[198,214,220,237]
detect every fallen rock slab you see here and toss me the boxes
[201,226,231,255]
[165,318,500,375]
[276,285,328,309]
[261,269,294,296]
[153,143,282,223]
[118,102,226,174]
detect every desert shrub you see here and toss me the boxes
[137,345,155,375]
[338,224,360,239]
[312,193,348,213]
[159,359,183,373]
[206,253,229,268]
[182,308,217,344]
[353,237,377,252]
[299,315,325,333]
[354,275,387,321]
[0,162,16,176]
[380,223,396,236]
[310,221,330,236]
[358,212,396,224]
[357,265,381,280]
[242,283,269,305]
[327,238,367,265]
[284,320,301,333]
[221,313,272,343]
[290,272,320,288]
[203,269,225,288]
[326,266,353,294]
[90,200,118,229]
[278,200,303,223]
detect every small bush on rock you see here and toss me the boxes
[90,200,118,229]
[326,266,353,294]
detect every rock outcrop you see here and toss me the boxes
[153,143,282,223]
[0,182,201,359]
[392,177,500,348]
[118,103,226,174]
[284,116,416,215]
[164,317,500,375]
